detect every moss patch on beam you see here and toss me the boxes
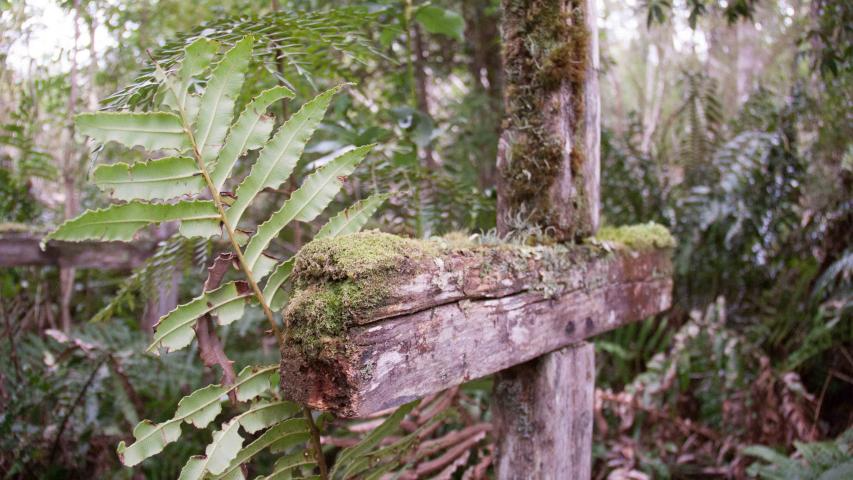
[592,223,676,251]
[292,230,437,283]
[286,231,438,357]
[284,225,675,358]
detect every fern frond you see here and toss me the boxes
[117,365,277,467]
[55,31,391,478]
[226,84,345,228]
[45,200,221,243]
[92,156,205,201]
[212,418,310,479]
[102,8,384,111]
[244,144,373,278]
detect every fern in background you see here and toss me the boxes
[102,7,385,112]
[745,428,853,479]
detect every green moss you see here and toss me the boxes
[592,223,676,251]
[286,231,438,357]
[292,230,436,283]
[286,280,388,357]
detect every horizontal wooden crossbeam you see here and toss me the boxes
[279,226,674,417]
[0,231,154,269]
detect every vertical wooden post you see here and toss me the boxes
[493,343,595,479]
[497,0,599,241]
[494,0,600,477]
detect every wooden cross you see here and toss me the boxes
[279,0,674,477]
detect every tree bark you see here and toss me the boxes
[493,342,594,479]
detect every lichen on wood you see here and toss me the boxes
[498,0,594,240]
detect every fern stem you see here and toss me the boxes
[303,406,329,479]
[149,54,284,347]
[197,160,284,345]
[150,55,327,479]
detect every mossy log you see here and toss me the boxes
[280,225,674,417]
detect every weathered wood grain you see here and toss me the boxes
[0,231,154,269]
[280,243,672,418]
[493,342,594,479]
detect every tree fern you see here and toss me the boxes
[47,36,389,477]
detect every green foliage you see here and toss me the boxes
[92,156,207,201]
[45,200,221,242]
[745,428,853,479]
[644,0,757,28]
[147,281,252,354]
[0,323,209,476]
[44,34,390,477]
[76,111,191,150]
[103,7,384,111]
[414,5,464,41]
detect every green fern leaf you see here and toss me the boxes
[117,365,277,466]
[264,258,295,312]
[45,200,220,243]
[226,84,345,227]
[212,419,310,480]
[244,144,373,278]
[163,38,219,115]
[176,384,228,429]
[260,452,316,480]
[315,192,389,239]
[194,37,254,165]
[181,400,300,479]
[92,156,205,201]
[179,418,245,479]
[210,85,295,190]
[116,419,183,468]
[234,364,277,402]
[76,111,190,151]
[148,281,252,354]
[239,401,301,434]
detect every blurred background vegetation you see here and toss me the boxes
[0,0,850,478]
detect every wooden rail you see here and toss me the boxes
[0,231,154,269]
[279,231,673,418]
